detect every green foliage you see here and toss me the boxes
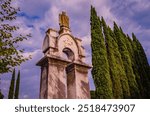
[14,70,20,99]
[126,35,143,98]
[108,27,130,98]
[113,23,140,98]
[102,17,126,98]
[0,91,4,99]
[90,90,96,99]
[0,0,31,74]
[91,6,150,99]
[8,68,15,99]
[8,69,20,99]
[91,6,113,99]
[132,33,150,98]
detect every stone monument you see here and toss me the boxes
[36,12,91,99]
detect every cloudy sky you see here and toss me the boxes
[1,0,150,98]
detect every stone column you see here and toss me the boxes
[66,63,91,99]
[40,65,48,99]
[47,58,69,99]
[37,56,70,99]
[66,63,76,98]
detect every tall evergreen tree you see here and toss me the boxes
[126,35,143,98]
[108,27,130,98]
[109,28,130,98]
[0,91,4,99]
[14,70,20,99]
[120,29,142,98]
[8,68,15,99]
[113,22,140,98]
[91,6,113,98]
[90,90,96,99]
[101,17,123,98]
[7,69,21,99]
[132,33,150,98]
[90,6,150,99]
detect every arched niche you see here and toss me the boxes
[57,34,79,62]
[62,48,75,61]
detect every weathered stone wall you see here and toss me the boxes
[66,63,76,98]
[47,58,68,99]
[75,65,91,99]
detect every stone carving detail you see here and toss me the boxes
[63,38,73,46]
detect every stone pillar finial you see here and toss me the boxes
[59,11,70,29]
[59,12,71,34]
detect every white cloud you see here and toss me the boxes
[91,0,119,27]
[15,18,33,35]
[82,35,91,47]
[22,49,42,58]
[17,0,51,16]
[42,5,59,29]
[131,0,150,12]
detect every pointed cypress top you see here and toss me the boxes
[113,21,119,31]
[132,33,138,42]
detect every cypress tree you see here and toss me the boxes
[0,91,4,99]
[91,6,113,98]
[14,70,20,99]
[90,6,150,99]
[126,35,143,98]
[132,34,150,78]
[90,90,96,99]
[101,17,123,98]
[113,22,140,98]
[108,27,130,98]
[132,33,150,98]
[8,69,15,99]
